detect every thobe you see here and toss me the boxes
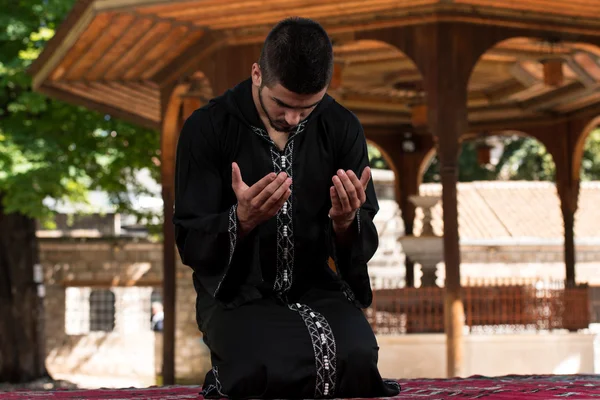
[173,78,400,399]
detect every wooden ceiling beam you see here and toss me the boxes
[510,63,541,87]
[573,52,600,81]
[151,0,332,19]
[482,79,528,103]
[338,98,410,113]
[65,13,137,81]
[94,0,174,11]
[565,58,596,87]
[39,84,160,130]
[104,82,160,103]
[71,82,161,116]
[556,91,600,113]
[167,0,409,25]
[353,112,411,126]
[32,3,96,89]
[50,12,115,81]
[84,16,152,81]
[141,30,205,80]
[152,31,226,88]
[102,20,168,80]
[520,81,588,111]
[124,25,191,80]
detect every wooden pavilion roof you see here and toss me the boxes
[30,0,600,130]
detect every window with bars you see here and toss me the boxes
[65,286,157,335]
[89,289,116,332]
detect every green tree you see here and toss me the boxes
[367,143,388,170]
[0,0,159,382]
[420,136,560,183]
[580,129,600,181]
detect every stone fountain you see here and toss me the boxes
[398,195,443,287]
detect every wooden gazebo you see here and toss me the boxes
[30,0,600,384]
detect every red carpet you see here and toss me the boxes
[1,375,599,399]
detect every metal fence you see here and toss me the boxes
[367,278,591,334]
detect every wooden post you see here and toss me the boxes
[160,84,189,385]
[548,120,585,289]
[414,23,485,378]
[562,203,576,286]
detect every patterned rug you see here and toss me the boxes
[1,375,599,399]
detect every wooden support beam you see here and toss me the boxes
[521,81,586,111]
[483,79,527,103]
[510,63,540,87]
[406,22,498,379]
[411,104,428,128]
[566,57,596,88]
[542,58,564,87]
[160,83,189,385]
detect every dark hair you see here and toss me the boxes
[259,17,333,94]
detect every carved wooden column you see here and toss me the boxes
[529,119,591,288]
[410,23,496,378]
[160,83,190,384]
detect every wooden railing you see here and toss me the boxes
[367,279,590,334]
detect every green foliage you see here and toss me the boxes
[367,144,388,170]
[0,0,160,229]
[580,129,600,181]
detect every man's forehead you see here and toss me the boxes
[268,83,325,107]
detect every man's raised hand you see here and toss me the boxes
[232,162,292,236]
[329,166,371,232]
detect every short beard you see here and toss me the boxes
[258,85,295,133]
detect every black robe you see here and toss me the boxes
[173,79,400,399]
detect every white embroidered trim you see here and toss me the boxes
[214,204,238,297]
[289,303,337,398]
[202,366,228,398]
[251,121,307,295]
[228,204,238,265]
[272,143,294,293]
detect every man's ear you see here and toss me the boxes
[251,63,262,87]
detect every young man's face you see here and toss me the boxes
[253,64,327,133]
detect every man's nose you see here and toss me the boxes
[285,110,302,126]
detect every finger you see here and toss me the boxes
[337,170,360,209]
[360,166,371,190]
[346,170,366,205]
[245,171,279,200]
[329,186,343,216]
[266,187,291,217]
[253,172,288,205]
[231,162,246,193]
[261,178,292,210]
[332,175,351,212]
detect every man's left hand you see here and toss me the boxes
[329,166,371,232]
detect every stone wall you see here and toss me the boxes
[40,238,210,384]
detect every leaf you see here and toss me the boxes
[0,0,161,232]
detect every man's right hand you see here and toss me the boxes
[232,162,292,237]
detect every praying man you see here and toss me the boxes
[174,16,400,399]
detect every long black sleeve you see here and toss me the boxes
[173,109,239,299]
[328,117,379,308]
